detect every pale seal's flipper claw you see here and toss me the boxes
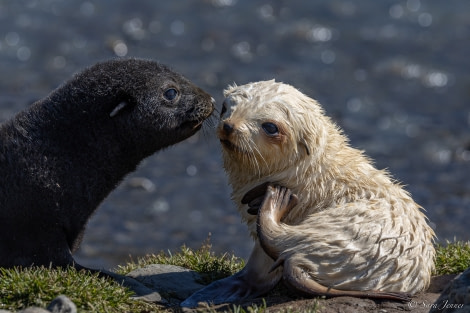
[263,185,298,222]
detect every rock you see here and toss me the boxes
[203,275,457,313]
[100,269,164,304]
[46,295,76,313]
[431,268,470,312]
[7,295,77,313]
[126,264,206,303]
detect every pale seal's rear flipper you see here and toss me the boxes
[281,260,411,301]
[257,184,411,302]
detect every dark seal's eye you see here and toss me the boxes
[262,122,279,136]
[164,88,178,101]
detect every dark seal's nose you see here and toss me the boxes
[220,100,228,118]
[223,122,234,135]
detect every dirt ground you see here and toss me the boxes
[200,275,457,313]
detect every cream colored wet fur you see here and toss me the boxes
[220,80,435,293]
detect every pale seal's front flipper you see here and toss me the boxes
[257,184,411,302]
[256,184,298,261]
[180,241,282,308]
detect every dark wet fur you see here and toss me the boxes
[0,58,214,268]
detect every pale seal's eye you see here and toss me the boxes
[262,122,279,136]
[164,88,178,100]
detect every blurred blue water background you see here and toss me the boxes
[0,0,469,270]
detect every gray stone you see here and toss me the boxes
[100,269,165,304]
[46,295,76,313]
[431,267,470,313]
[127,264,206,302]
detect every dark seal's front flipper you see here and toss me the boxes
[73,263,165,304]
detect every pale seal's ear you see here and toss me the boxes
[300,138,310,156]
[109,101,129,117]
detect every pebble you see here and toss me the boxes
[1,295,76,313]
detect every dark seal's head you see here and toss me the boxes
[43,58,215,158]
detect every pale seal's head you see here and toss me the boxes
[217,80,337,186]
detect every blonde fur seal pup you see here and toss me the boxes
[182,80,435,307]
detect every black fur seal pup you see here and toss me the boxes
[0,58,214,268]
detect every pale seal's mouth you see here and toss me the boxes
[219,138,250,155]
[220,138,235,150]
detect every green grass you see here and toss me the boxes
[433,239,470,275]
[116,241,245,284]
[0,240,469,313]
[0,266,154,312]
[0,242,243,313]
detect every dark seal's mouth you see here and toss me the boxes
[182,119,204,130]
[180,100,215,132]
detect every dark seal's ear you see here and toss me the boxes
[109,101,130,118]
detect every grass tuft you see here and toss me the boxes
[232,299,267,313]
[116,239,245,284]
[0,266,154,312]
[434,239,470,275]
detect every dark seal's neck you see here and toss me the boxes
[5,72,154,218]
